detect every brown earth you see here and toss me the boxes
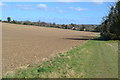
[2,23,98,74]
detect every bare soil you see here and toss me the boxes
[2,23,98,74]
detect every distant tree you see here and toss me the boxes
[64,25,68,29]
[53,22,56,25]
[7,17,11,22]
[80,25,85,31]
[38,20,41,26]
[61,24,65,29]
[93,25,101,32]
[23,20,32,25]
[70,23,76,27]
[38,20,41,22]
[11,20,16,24]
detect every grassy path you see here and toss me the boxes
[4,40,118,78]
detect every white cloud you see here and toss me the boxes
[69,7,88,11]
[0,3,7,7]
[57,10,64,13]
[58,0,82,2]
[37,4,47,10]
[92,0,105,4]
[37,4,65,13]
[16,5,33,10]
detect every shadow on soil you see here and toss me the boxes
[64,36,108,41]
[65,38,90,40]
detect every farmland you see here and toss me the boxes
[2,1,119,78]
[2,23,98,74]
[4,36,118,78]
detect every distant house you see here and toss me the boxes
[72,27,75,30]
[84,28,86,31]
[72,27,77,30]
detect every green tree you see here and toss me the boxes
[7,17,11,22]
[101,1,120,40]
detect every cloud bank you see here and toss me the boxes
[2,0,117,2]
[69,7,88,11]
[0,3,7,6]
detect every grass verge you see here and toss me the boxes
[4,39,118,78]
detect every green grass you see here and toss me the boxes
[4,39,118,78]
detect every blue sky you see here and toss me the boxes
[1,2,114,24]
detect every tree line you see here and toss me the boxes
[1,17,100,32]
[100,1,120,40]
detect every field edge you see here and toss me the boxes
[4,38,118,78]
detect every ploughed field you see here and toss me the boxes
[2,23,98,74]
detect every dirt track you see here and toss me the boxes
[2,23,98,74]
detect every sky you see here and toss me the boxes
[1,2,115,24]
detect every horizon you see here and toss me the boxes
[1,2,115,25]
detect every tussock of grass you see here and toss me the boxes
[4,39,118,78]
